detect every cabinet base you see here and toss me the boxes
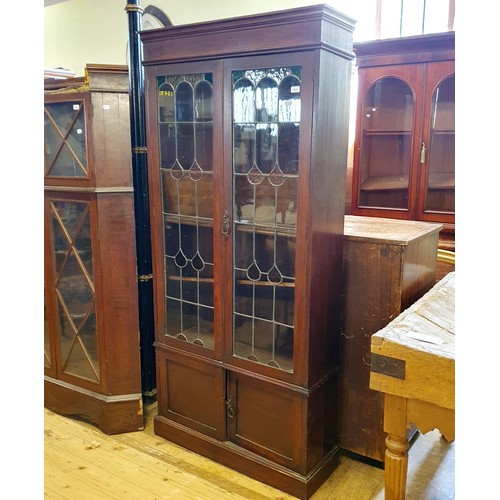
[44,376,144,434]
[153,414,340,500]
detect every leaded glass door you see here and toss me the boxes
[46,195,100,383]
[231,65,301,374]
[155,68,219,353]
[44,99,89,179]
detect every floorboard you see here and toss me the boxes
[44,402,454,499]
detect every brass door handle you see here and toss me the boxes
[420,141,427,164]
[225,396,235,418]
[222,210,230,237]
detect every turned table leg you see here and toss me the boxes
[383,394,409,500]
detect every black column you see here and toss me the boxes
[125,0,156,400]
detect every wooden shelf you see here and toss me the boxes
[360,175,409,191]
[363,129,412,135]
[164,213,214,227]
[238,279,295,288]
[428,172,454,189]
[168,276,214,283]
[432,129,454,135]
[168,276,295,288]
[234,221,296,238]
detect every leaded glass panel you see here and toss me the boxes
[157,73,215,349]
[232,66,301,373]
[50,200,99,382]
[44,101,88,178]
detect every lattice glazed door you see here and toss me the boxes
[153,66,221,356]
[44,97,100,384]
[44,99,89,179]
[47,197,100,383]
[231,65,301,374]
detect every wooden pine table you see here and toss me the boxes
[370,272,455,500]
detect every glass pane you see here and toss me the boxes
[358,77,414,210]
[177,123,195,168]
[232,66,301,373]
[233,124,256,174]
[256,77,278,122]
[158,83,175,121]
[256,124,278,174]
[44,101,88,177]
[194,80,213,122]
[425,75,455,213]
[278,75,301,123]
[233,78,255,123]
[176,81,194,122]
[50,199,99,382]
[157,73,215,350]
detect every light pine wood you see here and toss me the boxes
[370,272,455,500]
[44,401,454,499]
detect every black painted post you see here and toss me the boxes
[125,0,156,400]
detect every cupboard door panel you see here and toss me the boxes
[227,372,302,470]
[157,349,226,440]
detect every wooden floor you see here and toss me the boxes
[44,402,454,499]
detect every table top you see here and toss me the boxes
[344,215,443,245]
[370,272,455,409]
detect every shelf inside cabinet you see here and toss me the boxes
[360,175,409,191]
[428,173,454,189]
[363,129,412,136]
[238,279,295,288]
[164,213,214,227]
[235,221,296,238]
[168,275,214,283]
[432,129,454,135]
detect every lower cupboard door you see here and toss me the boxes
[226,371,304,471]
[157,349,226,440]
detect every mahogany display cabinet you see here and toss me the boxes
[350,32,455,251]
[140,5,355,498]
[44,65,143,434]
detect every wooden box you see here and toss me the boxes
[337,215,442,462]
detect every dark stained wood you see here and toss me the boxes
[141,4,355,65]
[44,65,143,434]
[44,377,143,435]
[354,32,454,67]
[350,32,455,251]
[337,215,441,462]
[155,346,226,441]
[142,5,354,499]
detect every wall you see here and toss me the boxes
[44,0,361,76]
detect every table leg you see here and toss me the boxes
[383,393,409,500]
